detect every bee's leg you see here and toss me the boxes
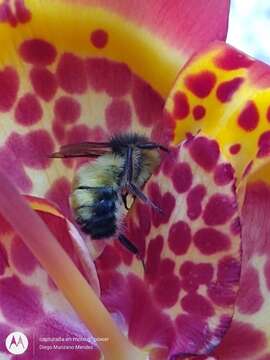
[136,143,169,152]
[123,147,162,213]
[118,233,146,272]
[127,183,163,214]
[126,146,133,182]
[76,186,108,191]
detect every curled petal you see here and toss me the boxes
[0,200,102,359]
[96,133,241,357]
[0,171,145,359]
[27,195,101,296]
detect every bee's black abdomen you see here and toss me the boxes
[94,199,116,215]
[78,187,118,240]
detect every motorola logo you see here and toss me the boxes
[5,331,29,355]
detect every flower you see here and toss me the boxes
[165,41,270,360]
[1,1,266,359]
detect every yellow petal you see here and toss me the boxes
[165,41,270,182]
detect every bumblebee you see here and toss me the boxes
[50,133,167,263]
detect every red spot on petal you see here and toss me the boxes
[105,99,131,133]
[195,263,214,284]
[189,136,220,171]
[238,100,259,132]
[106,62,131,97]
[180,261,214,291]
[159,258,175,277]
[132,76,164,126]
[185,71,216,98]
[0,67,19,112]
[22,129,54,169]
[154,275,181,308]
[136,203,151,237]
[237,265,263,314]
[90,29,108,49]
[15,93,42,126]
[192,105,206,120]
[208,282,236,306]
[57,53,87,94]
[10,235,38,275]
[229,143,241,155]
[194,228,230,255]
[66,124,90,144]
[173,91,190,119]
[46,177,71,218]
[214,321,266,359]
[172,162,192,193]
[216,77,244,103]
[30,67,57,102]
[19,39,57,66]
[0,145,32,192]
[146,235,163,283]
[86,58,131,97]
[187,184,206,220]
[168,221,191,255]
[257,131,270,158]
[203,194,236,226]
[86,58,110,92]
[214,163,234,185]
[96,245,121,270]
[0,276,44,326]
[54,96,81,124]
[215,47,254,70]
[181,293,214,317]
[0,244,8,275]
[148,183,175,227]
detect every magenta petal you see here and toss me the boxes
[80,0,230,58]
[96,134,241,357]
[213,181,270,359]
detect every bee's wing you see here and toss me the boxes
[49,142,111,158]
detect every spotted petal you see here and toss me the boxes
[166,41,270,181]
[0,0,230,202]
[95,133,241,358]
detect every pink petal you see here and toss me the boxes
[96,134,241,357]
[68,0,230,58]
[213,181,270,359]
